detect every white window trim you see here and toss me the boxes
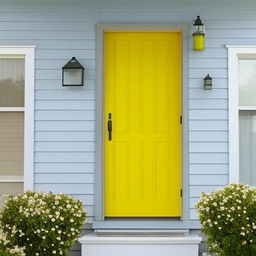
[227,45,256,183]
[0,46,36,190]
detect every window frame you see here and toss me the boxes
[0,46,36,191]
[227,45,256,183]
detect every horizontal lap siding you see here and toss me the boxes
[189,29,227,219]
[2,2,256,239]
[0,2,98,238]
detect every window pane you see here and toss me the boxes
[0,183,23,208]
[0,112,24,176]
[239,110,256,185]
[0,58,25,107]
[239,59,256,106]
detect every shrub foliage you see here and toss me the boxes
[0,191,86,256]
[0,229,25,256]
[196,183,256,256]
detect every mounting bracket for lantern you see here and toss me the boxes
[62,57,85,86]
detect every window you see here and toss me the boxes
[0,57,24,207]
[0,47,35,206]
[228,46,256,184]
[239,59,256,185]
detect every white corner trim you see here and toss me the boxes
[0,47,35,191]
[228,46,256,184]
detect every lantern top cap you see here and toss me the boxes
[204,74,212,80]
[194,16,204,26]
[63,57,85,70]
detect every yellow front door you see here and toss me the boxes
[104,31,182,217]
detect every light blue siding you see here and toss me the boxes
[190,142,228,153]
[189,99,227,109]
[35,142,95,152]
[3,1,256,242]
[189,164,228,175]
[189,131,228,142]
[35,173,94,185]
[35,163,94,173]
[190,120,228,131]
[35,121,95,131]
[35,131,95,141]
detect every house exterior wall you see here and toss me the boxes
[2,0,256,254]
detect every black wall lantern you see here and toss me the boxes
[204,74,212,90]
[62,57,85,86]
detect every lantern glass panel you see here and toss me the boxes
[63,69,83,86]
[205,79,211,85]
[197,25,204,33]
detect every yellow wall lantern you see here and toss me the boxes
[193,16,205,51]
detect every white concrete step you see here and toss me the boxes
[94,229,190,236]
[79,234,202,256]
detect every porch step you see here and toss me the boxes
[94,229,190,236]
[79,234,202,256]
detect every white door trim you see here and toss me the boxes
[95,24,189,224]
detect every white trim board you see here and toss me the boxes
[0,176,24,183]
[227,45,256,183]
[0,107,25,112]
[0,46,36,191]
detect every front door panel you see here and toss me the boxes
[104,31,182,217]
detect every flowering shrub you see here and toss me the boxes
[0,191,86,256]
[0,229,25,256]
[196,183,256,256]
[0,248,23,256]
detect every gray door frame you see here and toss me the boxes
[95,23,189,226]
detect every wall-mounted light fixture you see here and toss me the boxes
[193,16,205,51]
[62,57,85,86]
[204,74,212,90]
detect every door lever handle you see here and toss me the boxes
[108,113,112,141]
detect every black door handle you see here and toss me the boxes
[108,113,112,141]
